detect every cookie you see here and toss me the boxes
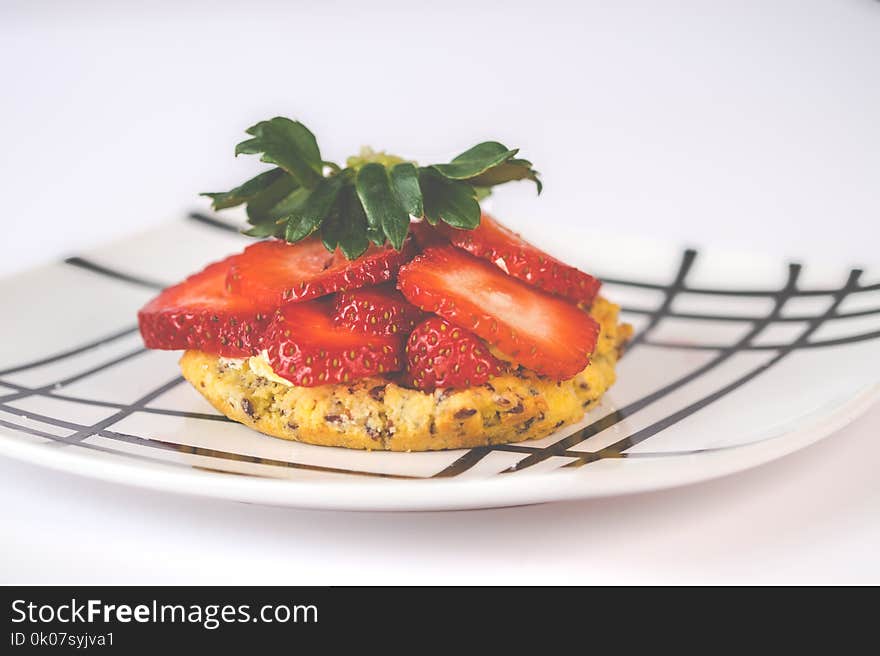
[179,297,632,451]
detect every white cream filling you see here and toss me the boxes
[219,352,294,387]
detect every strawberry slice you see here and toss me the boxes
[397,247,600,379]
[409,220,448,251]
[435,213,601,305]
[264,301,404,386]
[404,317,504,390]
[333,284,425,337]
[226,237,415,306]
[138,256,272,357]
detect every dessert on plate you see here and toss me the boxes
[138,117,632,451]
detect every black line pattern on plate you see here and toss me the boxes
[0,347,148,405]
[0,406,839,466]
[601,274,880,297]
[625,249,697,350]
[0,380,233,423]
[187,211,244,234]
[65,257,166,291]
[619,305,880,324]
[0,212,876,482]
[639,331,880,351]
[561,269,863,469]
[0,417,63,441]
[0,400,416,479]
[57,376,186,444]
[0,325,140,377]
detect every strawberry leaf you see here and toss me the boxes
[421,171,481,229]
[244,174,300,225]
[201,168,285,211]
[284,175,345,242]
[264,186,310,221]
[336,187,370,259]
[367,227,385,246]
[236,117,323,189]
[431,142,518,180]
[355,163,410,250]
[209,116,542,258]
[243,219,286,238]
[466,157,542,193]
[390,162,423,217]
[320,202,343,252]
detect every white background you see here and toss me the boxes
[1,0,879,584]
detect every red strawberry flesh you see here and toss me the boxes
[138,256,272,357]
[404,317,504,390]
[409,220,448,251]
[436,213,601,306]
[333,284,425,337]
[226,237,415,307]
[264,301,404,386]
[397,247,600,379]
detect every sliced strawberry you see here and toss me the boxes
[264,301,404,386]
[435,213,601,305]
[397,247,600,379]
[409,220,448,251]
[332,284,425,337]
[138,256,272,357]
[403,317,504,390]
[226,237,415,307]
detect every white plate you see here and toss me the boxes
[0,212,877,511]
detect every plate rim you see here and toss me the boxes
[0,384,877,511]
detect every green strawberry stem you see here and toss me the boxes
[202,117,541,260]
